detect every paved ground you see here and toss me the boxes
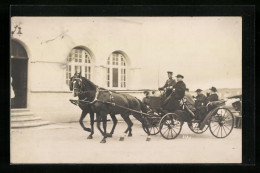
[11,119,242,164]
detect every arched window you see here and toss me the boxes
[66,47,92,85]
[107,52,127,88]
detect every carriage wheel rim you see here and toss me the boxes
[209,108,234,138]
[159,113,182,140]
[188,122,208,134]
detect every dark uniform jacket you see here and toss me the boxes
[142,96,150,106]
[161,78,176,97]
[173,81,186,100]
[195,93,207,108]
[206,93,218,103]
[163,80,186,112]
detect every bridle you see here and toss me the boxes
[71,77,114,105]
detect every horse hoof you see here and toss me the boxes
[106,133,112,138]
[119,137,124,141]
[100,139,106,143]
[87,135,93,139]
[146,137,151,141]
[128,134,132,137]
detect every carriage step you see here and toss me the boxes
[11,120,52,129]
[11,116,42,122]
[11,111,34,117]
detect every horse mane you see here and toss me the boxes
[80,77,97,90]
[80,76,119,94]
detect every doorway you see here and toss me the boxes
[11,40,28,109]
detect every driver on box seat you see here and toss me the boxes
[158,71,176,97]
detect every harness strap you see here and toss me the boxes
[109,91,115,106]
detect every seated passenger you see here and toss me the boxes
[184,88,196,112]
[194,89,207,108]
[206,87,219,103]
[194,89,207,120]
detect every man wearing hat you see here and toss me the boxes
[163,74,186,112]
[142,90,150,107]
[206,87,219,102]
[194,89,207,108]
[158,71,176,97]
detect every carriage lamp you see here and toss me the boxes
[11,25,23,37]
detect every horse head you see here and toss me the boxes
[69,71,97,97]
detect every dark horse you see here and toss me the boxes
[70,72,151,143]
[69,72,118,140]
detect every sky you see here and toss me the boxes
[12,17,242,90]
[125,17,242,90]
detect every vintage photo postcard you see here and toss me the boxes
[10,16,242,164]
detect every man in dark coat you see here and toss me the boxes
[142,90,150,107]
[163,74,186,112]
[194,89,207,120]
[194,89,207,108]
[159,71,176,97]
[206,87,219,103]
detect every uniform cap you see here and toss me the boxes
[176,74,184,78]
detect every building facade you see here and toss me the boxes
[11,17,161,122]
[11,17,242,123]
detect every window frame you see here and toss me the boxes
[66,48,92,85]
[106,53,127,89]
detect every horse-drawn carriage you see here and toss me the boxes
[69,73,234,142]
[142,94,235,140]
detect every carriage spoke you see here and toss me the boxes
[223,124,231,130]
[167,129,170,138]
[213,125,220,133]
[211,123,218,128]
[163,128,169,136]
[170,129,174,138]
[223,110,228,119]
[222,125,227,136]
[162,126,169,130]
[216,126,221,137]
[172,128,177,135]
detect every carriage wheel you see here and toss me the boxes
[188,122,208,134]
[159,113,182,140]
[209,107,234,138]
[142,123,160,135]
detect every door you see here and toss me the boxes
[11,40,28,109]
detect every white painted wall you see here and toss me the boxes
[11,17,242,123]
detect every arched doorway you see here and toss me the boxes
[11,40,28,108]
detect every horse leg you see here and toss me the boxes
[100,112,108,143]
[79,110,91,132]
[87,111,95,139]
[119,114,133,141]
[133,114,151,141]
[107,114,118,138]
[124,116,133,137]
[96,113,105,138]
